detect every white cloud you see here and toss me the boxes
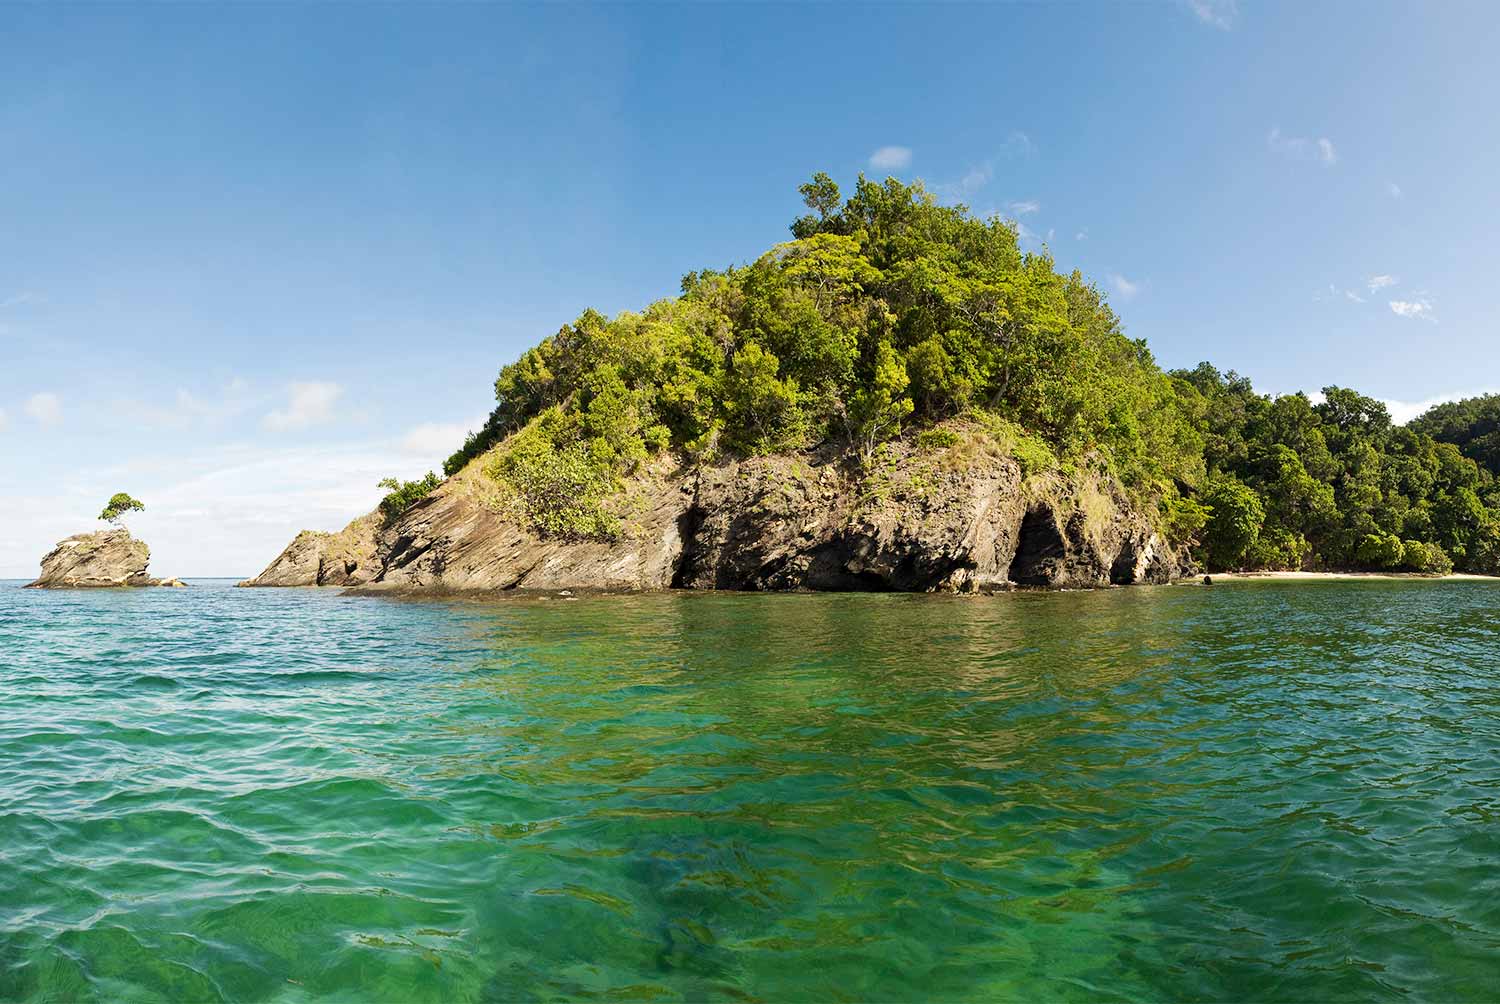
[1075,229,1088,241]
[1382,389,1500,426]
[1367,274,1398,292]
[1344,290,1365,303]
[1387,181,1403,199]
[23,392,61,426]
[1108,273,1141,299]
[398,418,486,460]
[1007,199,1041,215]
[868,146,912,171]
[264,381,343,432]
[1268,127,1338,167]
[1183,0,1238,29]
[1389,299,1434,320]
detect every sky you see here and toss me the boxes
[2,1,1497,577]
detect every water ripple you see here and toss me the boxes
[3,579,1500,1000]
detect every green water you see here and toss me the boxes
[3,579,1500,1001]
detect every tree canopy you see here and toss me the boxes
[99,493,145,525]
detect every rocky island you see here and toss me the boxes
[248,174,1500,591]
[27,529,185,589]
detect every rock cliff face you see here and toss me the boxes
[237,514,380,588]
[242,437,1188,593]
[27,530,186,588]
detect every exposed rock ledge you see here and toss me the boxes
[242,439,1189,593]
[26,529,186,588]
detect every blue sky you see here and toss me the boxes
[2,1,1496,576]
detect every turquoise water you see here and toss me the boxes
[3,579,1500,1001]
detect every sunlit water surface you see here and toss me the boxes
[3,579,1500,1001]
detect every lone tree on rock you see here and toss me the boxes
[99,493,145,526]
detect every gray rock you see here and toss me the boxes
[26,529,185,588]
[237,513,381,587]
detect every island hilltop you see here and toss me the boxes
[28,493,185,589]
[246,175,1500,591]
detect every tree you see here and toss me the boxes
[846,339,914,461]
[1200,477,1265,571]
[99,493,145,525]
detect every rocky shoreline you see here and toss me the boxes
[242,441,1190,594]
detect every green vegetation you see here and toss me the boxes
[99,493,145,525]
[1173,367,1500,573]
[431,172,1500,576]
[377,472,442,524]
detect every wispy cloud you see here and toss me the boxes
[1389,299,1434,321]
[398,418,486,461]
[1015,221,1046,246]
[1108,273,1141,300]
[936,132,1035,204]
[23,392,61,426]
[264,381,343,432]
[868,146,912,171]
[1387,182,1403,199]
[1344,290,1365,303]
[1367,274,1398,292]
[1004,131,1035,158]
[0,291,40,310]
[1268,127,1338,167]
[1183,0,1238,29]
[941,164,993,202]
[1075,229,1088,241]
[119,378,257,431]
[1007,199,1041,215]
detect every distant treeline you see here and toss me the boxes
[434,173,1500,574]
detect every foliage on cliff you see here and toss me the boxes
[377,472,442,525]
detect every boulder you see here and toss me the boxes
[236,513,381,587]
[26,529,186,588]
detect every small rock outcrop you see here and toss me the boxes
[244,433,1190,594]
[26,529,186,588]
[237,514,380,588]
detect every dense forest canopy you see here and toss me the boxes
[436,173,1500,575]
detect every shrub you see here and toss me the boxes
[486,419,620,540]
[378,472,443,524]
[1355,531,1406,569]
[1400,540,1454,575]
[914,428,961,451]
